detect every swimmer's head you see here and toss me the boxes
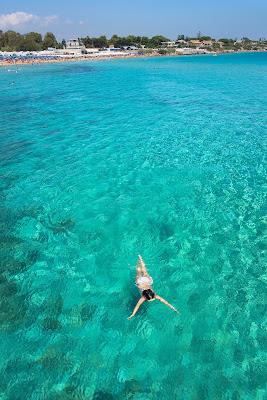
[142,289,155,301]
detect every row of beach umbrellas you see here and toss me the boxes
[0,53,60,60]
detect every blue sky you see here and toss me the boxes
[0,0,266,40]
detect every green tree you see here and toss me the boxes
[140,36,150,46]
[92,35,108,48]
[2,30,23,51]
[218,38,234,44]
[0,30,4,49]
[109,34,119,47]
[42,32,58,49]
[26,32,42,44]
[148,35,170,48]
[131,35,142,46]
[81,36,93,48]
[81,35,107,48]
[200,36,212,41]
[21,32,42,51]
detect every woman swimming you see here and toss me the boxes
[128,255,179,319]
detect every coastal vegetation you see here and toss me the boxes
[80,35,170,48]
[0,29,266,52]
[0,30,60,51]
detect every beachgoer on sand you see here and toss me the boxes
[128,255,179,319]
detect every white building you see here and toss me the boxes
[161,41,176,48]
[107,46,122,52]
[176,39,187,45]
[86,48,100,54]
[65,39,86,54]
[121,45,139,51]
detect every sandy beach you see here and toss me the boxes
[0,52,158,67]
[0,49,265,68]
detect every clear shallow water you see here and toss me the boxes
[0,53,266,399]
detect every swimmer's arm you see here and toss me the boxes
[127,297,146,319]
[155,295,179,313]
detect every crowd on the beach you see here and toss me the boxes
[0,55,59,66]
[0,48,264,67]
[0,51,160,67]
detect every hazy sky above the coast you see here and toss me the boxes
[1,0,266,40]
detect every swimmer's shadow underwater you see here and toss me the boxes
[127,255,179,319]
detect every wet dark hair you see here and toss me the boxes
[142,289,155,300]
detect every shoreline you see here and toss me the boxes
[0,50,265,68]
[0,53,146,67]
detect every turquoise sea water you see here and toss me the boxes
[0,53,266,399]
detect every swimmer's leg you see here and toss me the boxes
[138,255,149,277]
[136,257,142,282]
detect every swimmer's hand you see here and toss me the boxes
[155,295,179,314]
[127,297,146,320]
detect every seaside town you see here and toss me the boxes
[0,30,266,65]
